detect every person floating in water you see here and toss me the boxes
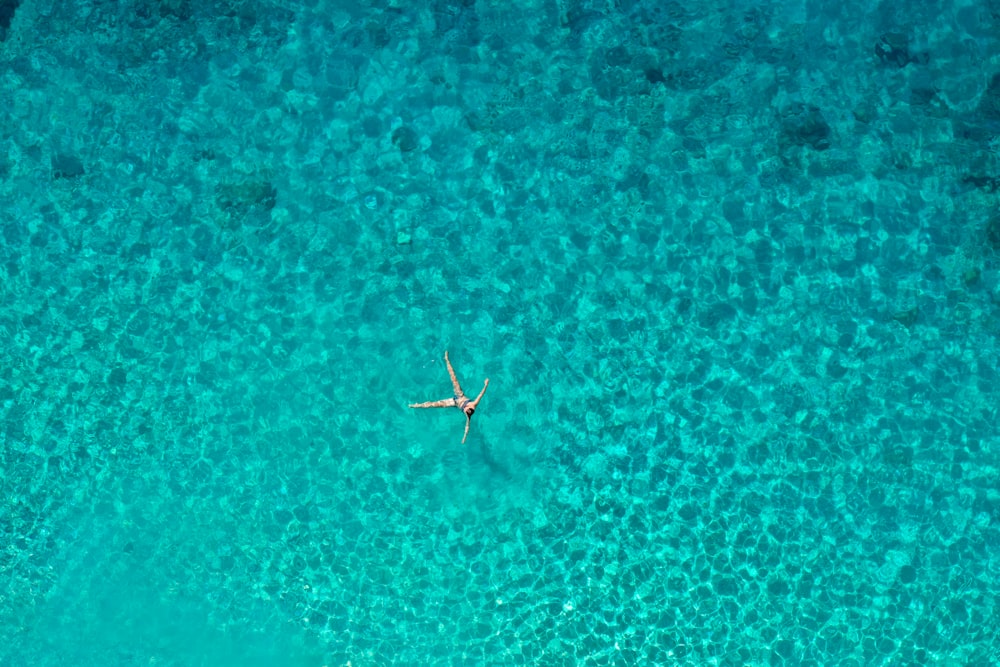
[409,351,489,443]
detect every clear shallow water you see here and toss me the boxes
[2,0,999,665]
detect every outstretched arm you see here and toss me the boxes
[467,378,490,410]
[409,398,457,409]
[462,415,472,444]
[444,350,464,397]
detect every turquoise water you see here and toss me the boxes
[2,0,1000,665]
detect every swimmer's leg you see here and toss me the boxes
[409,398,458,409]
[444,350,464,397]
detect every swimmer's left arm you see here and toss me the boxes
[462,416,472,444]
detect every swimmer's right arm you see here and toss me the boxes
[468,378,489,410]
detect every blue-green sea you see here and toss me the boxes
[2,0,999,665]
